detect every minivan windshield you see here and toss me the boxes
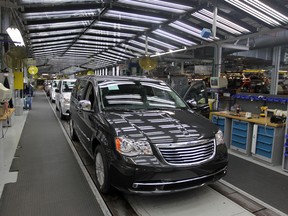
[98,80,187,110]
[62,81,76,92]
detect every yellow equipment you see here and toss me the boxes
[260,106,268,117]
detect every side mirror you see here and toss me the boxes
[79,100,92,112]
[186,99,198,109]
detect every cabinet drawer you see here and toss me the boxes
[257,126,274,137]
[231,120,250,151]
[255,125,274,159]
[232,134,246,144]
[256,134,273,145]
[232,120,248,130]
[232,127,248,137]
[212,116,225,133]
[212,116,225,125]
[255,147,272,158]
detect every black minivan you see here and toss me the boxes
[70,75,228,194]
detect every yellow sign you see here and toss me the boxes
[28,66,38,75]
[14,71,24,90]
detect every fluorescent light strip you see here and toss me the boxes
[34,50,63,55]
[96,54,119,62]
[225,0,281,26]
[86,29,135,37]
[108,49,135,58]
[24,9,99,20]
[6,27,25,46]
[129,40,164,52]
[81,35,124,42]
[32,40,73,47]
[65,52,91,57]
[244,0,288,23]
[70,47,103,52]
[153,29,196,46]
[77,39,116,46]
[120,44,150,54]
[104,10,167,24]
[71,44,110,50]
[94,21,148,31]
[138,36,177,49]
[117,0,192,13]
[100,52,128,60]
[192,12,242,35]
[151,47,187,57]
[34,47,66,52]
[67,49,100,54]
[93,57,116,63]
[84,37,123,43]
[29,29,82,38]
[199,9,250,33]
[27,20,92,30]
[113,47,142,57]
[30,35,76,43]
[32,44,68,50]
[169,21,214,41]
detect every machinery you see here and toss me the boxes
[260,106,287,123]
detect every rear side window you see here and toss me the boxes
[72,79,87,101]
[62,81,76,92]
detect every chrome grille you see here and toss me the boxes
[156,139,215,166]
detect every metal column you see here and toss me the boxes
[270,46,281,95]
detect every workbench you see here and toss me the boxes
[0,108,15,138]
[211,111,285,165]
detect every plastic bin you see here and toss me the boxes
[24,95,32,110]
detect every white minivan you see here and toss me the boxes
[55,79,76,119]
[49,79,60,102]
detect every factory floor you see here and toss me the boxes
[0,91,287,216]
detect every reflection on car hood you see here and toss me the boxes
[62,92,71,99]
[105,109,218,144]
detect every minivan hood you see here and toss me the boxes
[105,109,218,144]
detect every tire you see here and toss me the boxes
[94,145,111,194]
[70,119,78,141]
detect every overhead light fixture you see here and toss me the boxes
[129,40,164,52]
[6,27,25,46]
[104,10,167,24]
[224,0,282,26]
[151,47,187,57]
[153,29,196,46]
[117,0,193,13]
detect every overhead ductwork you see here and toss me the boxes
[248,30,288,50]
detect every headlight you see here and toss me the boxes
[215,130,225,145]
[115,137,153,156]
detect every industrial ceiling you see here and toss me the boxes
[6,0,288,75]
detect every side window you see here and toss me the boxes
[72,80,86,100]
[71,80,79,98]
[57,81,62,91]
[77,80,87,100]
[84,83,95,110]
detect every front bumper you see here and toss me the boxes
[109,146,228,194]
[131,166,227,194]
[61,102,71,116]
